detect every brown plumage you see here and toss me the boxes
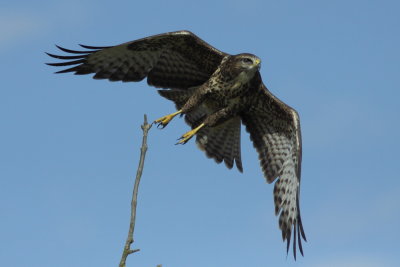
[46,30,306,258]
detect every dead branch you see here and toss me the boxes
[119,114,152,267]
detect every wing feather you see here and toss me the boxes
[241,83,306,259]
[46,30,227,89]
[158,89,242,172]
[196,117,243,172]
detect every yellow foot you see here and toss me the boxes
[154,110,182,129]
[176,123,205,145]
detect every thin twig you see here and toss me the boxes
[119,114,152,267]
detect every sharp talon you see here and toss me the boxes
[175,123,205,145]
[154,110,183,129]
[175,139,189,145]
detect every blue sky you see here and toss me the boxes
[1,0,399,266]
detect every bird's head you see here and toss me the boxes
[235,53,261,71]
[221,53,261,82]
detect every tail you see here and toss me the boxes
[158,89,243,172]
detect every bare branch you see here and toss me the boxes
[119,114,152,267]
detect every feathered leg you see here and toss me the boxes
[155,87,206,129]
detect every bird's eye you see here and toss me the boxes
[241,58,253,64]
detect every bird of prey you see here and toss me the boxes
[46,30,306,258]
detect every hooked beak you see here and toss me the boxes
[254,58,261,69]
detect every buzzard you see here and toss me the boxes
[46,30,306,258]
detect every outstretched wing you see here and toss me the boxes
[46,30,227,90]
[158,89,243,172]
[241,83,306,259]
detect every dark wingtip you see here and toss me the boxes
[297,214,307,241]
[55,45,88,54]
[54,66,80,74]
[286,229,291,255]
[300,226,307,242]
[46,52,87,60]
[298,225,304,256]
[79,44,112,49]
[235,159,243,173]
[293,226,297,260]
[283,222,306,260]
[45,59,85,67]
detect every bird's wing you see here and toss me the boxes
[158,89,243,172]
[196,117,243,172]
[46,30,227,90]
[241,83,306,259]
